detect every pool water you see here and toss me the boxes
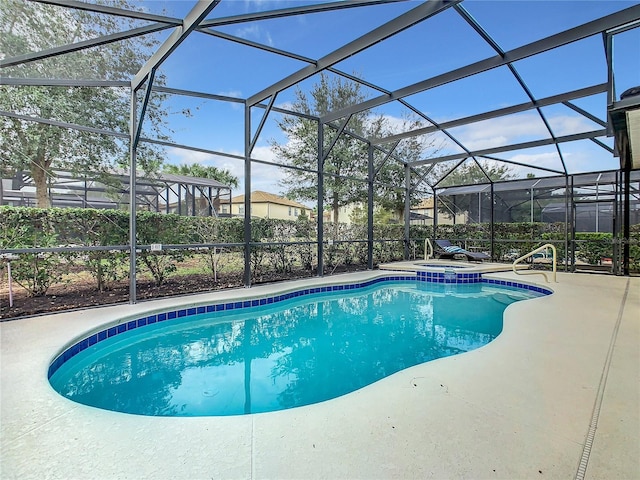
[49,281,542,416]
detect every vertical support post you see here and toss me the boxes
[614,171,620,275]
[623,164,630,275]
[563,175,570,272]
[604,32,615,135]
[128,89,138,304]
[569,175,575,273]
[208,186,213,216]
[433,187,438,244]
[404,163,411,260]
[452,196,457,225]
[243,103,252,287]
[530,187,534,223]
[177,184,182,215]
[317,121,324,277]
[7,262,13,307]
[165,186,170,213]
[595,182,600,232]
[367,144,374,270]
[191,184,196,216]
[490,183,495,261]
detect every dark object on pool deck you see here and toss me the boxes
[435,239,491,262]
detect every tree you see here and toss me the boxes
[0,0,170,207]
[271,73,436,231]
[162,163,239,188]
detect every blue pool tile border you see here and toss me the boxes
[416,270,482,284]
[482,277,553,296]
[47,274,551,379]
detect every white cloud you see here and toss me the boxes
[234,24,274,47]
[167,147,218,165]
[452,114,547,151]
[449,112,599,152]
[506,151,564,175]
[547,115,600,136]
[217,90,243,99]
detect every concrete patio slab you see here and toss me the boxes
[1,270,638,479]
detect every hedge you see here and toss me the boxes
[1,206,638,297]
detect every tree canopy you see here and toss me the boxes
[270,73,440,226]
[0,0,170,207]
[163,163,239,189]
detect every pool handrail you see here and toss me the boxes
[512,243,557,283]
[424,238,433,260]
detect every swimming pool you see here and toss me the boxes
[49,277,550,417]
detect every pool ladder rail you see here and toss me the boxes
[424,238,434,260]
[512,243,557,283]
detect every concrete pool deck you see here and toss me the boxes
[1,270,638,479]
[379,258,527,274]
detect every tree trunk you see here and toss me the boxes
[332,193,340,239]
[31,155,51,208]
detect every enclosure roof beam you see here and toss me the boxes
[201,0,406,27]
[480,155,565,175]
[247,0,460,107]
[0,78,129,87]
[412,129,607,166]
[0,23,172,69]
[198,28,315,64]
[0,110,128,139]
[249,94,277,155]
[33,0,182,24]
[590,137,614,154]
[371,83,607,145]
[153,86,244,104]
[322,4,640,123]
[563,101,608,127]
[132,0,220,91]
[323,116,353,162]
[455,2,568,176]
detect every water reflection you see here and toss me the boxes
[50,283,535,416]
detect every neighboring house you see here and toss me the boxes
[410,197,465,225]
[230,191,309,220]
[322,202,362,225]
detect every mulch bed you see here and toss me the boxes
[1,267,362,320]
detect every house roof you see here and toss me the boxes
[231,191,308,209]
[412,198,434,210]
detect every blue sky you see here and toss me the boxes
[127,0,640,194]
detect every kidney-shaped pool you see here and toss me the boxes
[49,278,549,416]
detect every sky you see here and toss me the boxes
[20,0,640,197]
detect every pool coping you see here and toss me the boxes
[1,270,638,479]
[379,258,528,274]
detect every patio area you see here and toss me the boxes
[1,270,638,479]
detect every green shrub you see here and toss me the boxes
[0,207,67,296]
[135,211,194,286]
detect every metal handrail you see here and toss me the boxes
[424,238,433,260]
[512,243,557,283]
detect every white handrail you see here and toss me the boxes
[424,238,433,260]
[512,243,557,283]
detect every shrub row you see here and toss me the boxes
[1,206,638,297]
